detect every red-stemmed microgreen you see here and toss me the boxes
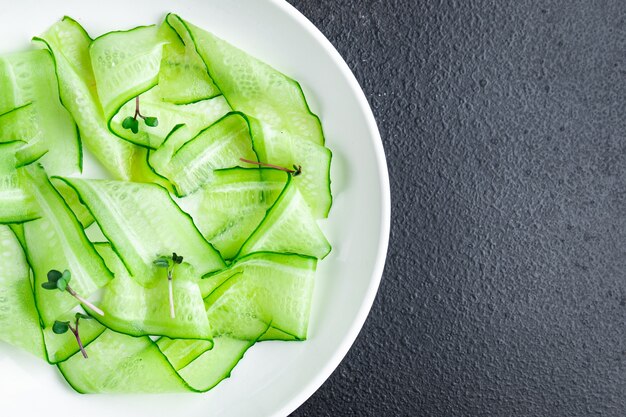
[122,96,159,134]
[153,253,184,319]
[41,269,104,316]
[52,312,93,359]
[239,158,302,176]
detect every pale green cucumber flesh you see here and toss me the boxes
[23,165,112,326]
[92,243,212,340]
[237,177,331,259]
[58,177,225,281]
[203,252,317,340]
[58,329,193,393]
[182,167,287,260]
[0,225,45,358]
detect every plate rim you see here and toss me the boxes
[270,1,391,415]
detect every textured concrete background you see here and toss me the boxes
[288,1,626,416]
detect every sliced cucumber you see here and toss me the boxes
[158,15,220,104]
[146,123,189,175]
[8,223,26,249]
[0,225,45,358]
[182,167,287,259]
[0,142,40,223]
[58,177,225,281]
[92,243,212,340]
[42,311,105,364]
[90,25,164,130]
[172,14,332,218]
[172,15,323,146]
[0,49,80,176]
[237,177,331,259]
[110,86,231,149]
[157,337,213,371]
[249,124,332,219]
[35,17,159,182]
[176,336,257,392]
[203,252,317,340]
[258,326,298,342]
[0,58,16,112]
[58,329,192,393]
[23,165,112,326]
[90,24,229,150]
[51,178,94,228]
[163,112,257,196]
[0,103,37,143]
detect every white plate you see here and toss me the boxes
[0,0,390,416]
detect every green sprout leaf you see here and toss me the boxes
[52,321,70,334]
[122,116,139,134]
[56,278,68,292]
[122,116,135,129]
[144,117,159,127]
[47,269,63,283]
[172,252,183,264]
[41,281,57,290]
[153,256,170,268]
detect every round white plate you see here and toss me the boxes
[0,0,390,415]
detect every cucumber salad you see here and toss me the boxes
[0,14,332,393]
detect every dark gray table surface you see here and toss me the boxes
[288,1,626,416]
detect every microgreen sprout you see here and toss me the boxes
[153,253,184,319]
[42,269,104,316]
[122,96,159,134]
[53,312,93,359]
[239,158,302,176]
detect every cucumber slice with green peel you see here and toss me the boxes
[92,272,212,340]
[163,112,258,196]
[1,14,333,394]
[5,219,101,364]
[35,17,160,182]
[146,123,188,172]
[203,252,317,340]
[91,242,212,340]
[175,325,268,392]
[170,15,332,218]
[90,25,164,129]
[0,103,37,143]
[237,177,331,259]
[0,142,40,223]
[110,86,231,149]
[22,165,112,326]
[250,121,332,218]
[257,326,298,342]
[0,174,39,223]
[0,59,16,112]
[42,311,106,364]
[0,49,80,176]
[177,337,255,391]
[0,105,51,166]
[58,177,225,281]
[0,225,45,358]
[51,178,94,228]
[171,14,324,146]
[90,24,229,150]
[91,242,127,275]
[157,337,214,371]
[8,223,26,249]
[183,167,287,260]
[58,329,193,393]
[158,15,220,104]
